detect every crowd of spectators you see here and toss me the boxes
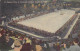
[52,35,80,51]
[10,10,50,23]
[4,4,24,18]
[71,16,80,35]
[0,24,80,51]
[0,26,50,51]
[3,3,54,19]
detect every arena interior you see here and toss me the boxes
[0,0,80,51]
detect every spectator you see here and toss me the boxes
[0,33,2,37]
[14,37,22,51]
[35,41,42,51]
[20,37,32,51]
[56,42,60,51]
[65,38,80,51]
